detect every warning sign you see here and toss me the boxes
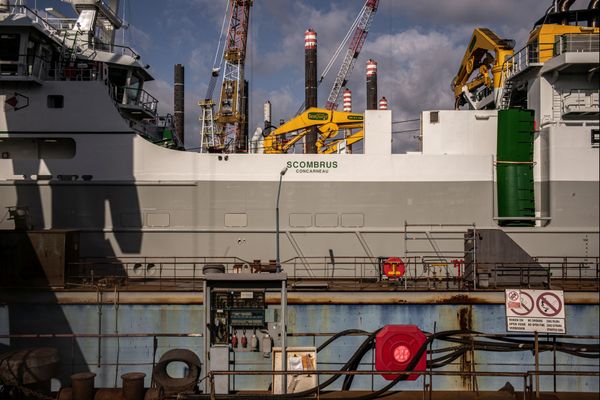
[505,289,566,334]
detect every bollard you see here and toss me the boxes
[122,372,146,400]
[70,372,96,400]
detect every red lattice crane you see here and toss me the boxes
[324,0,379,110]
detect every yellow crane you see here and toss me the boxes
[263,108,364,154]
[451,28,515,109]
[320,130,364,154]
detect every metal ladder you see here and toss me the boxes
[499,79,514,109]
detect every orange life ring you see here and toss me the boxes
[383,257,406,278]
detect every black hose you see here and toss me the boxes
[342,333,376,390]
[339,329,474,400]
[182,330,382,400]
[317,329,369,353]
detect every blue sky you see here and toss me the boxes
[37,0,560,150]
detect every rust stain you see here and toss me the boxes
[434,294,485,304]
[458,306,473,390]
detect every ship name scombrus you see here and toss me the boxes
[286,160,339,173]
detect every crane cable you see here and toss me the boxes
[205,0,231,100]
[294,1,366,116]
[318,3,365,84]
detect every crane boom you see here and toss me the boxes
[451,28,514,110]
[263,108,364,154]
[214,0,253,153]
[324,0,379,110]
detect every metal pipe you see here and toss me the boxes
[535,331,540,400]
[280,278,288,395]
[275,167,288,272]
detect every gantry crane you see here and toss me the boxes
[323,0,379,110]
[200,0,253,153]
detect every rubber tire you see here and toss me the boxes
[152,349,201,393]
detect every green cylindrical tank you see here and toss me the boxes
[497,163,535,227]
[497,109,534,162]
[496,109,535,227]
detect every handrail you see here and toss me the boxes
[3,4,140,59]
[37,255,600,292]
[108,83,158,115]
[504,33,599,81]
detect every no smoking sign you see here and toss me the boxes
[505,289,566,334]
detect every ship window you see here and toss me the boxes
[592,129,599,148]
[0,34,20,75]
[47,95,64,108]
[0,138,75,159]
[430,111,439,124]
[0,34,20,62]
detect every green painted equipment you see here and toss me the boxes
[496,109,535,227]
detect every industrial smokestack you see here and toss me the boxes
[343,88,352,112]
[343,88,353,154]
[305,29,318,154]
[379,97,388,110]
[264,101,272,131]
[366,59,378,111]
[174,64,185,146]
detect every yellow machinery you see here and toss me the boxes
[451,28,515,109]
[320,130,364,154]
[527,23,599,63]
[263,108,364,154]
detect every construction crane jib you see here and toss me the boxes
[217,0,252,153]
[324,0,379,110]
[201,0,253,153]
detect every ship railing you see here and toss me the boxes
[2,331,597,396]
[0,54,48,82]
[67,256,255,290]
[47,62,103,81]
[208,370,600,398]
[1,4,74,38]
[108,83,159,116]
[554,33,600,56]
[2,5,140,59]
[535,256,600,290]
[0,56,104,82]
[502,42,547,81]
[75,37,142,59]
[64,255,600,292]
[0,332,202,379]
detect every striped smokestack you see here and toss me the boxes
[174,64,185,146]
[343,88,352,112]
[305,29,318,154]
[343,88,353,154]
[366,59,378,110]
[379,96,388,110]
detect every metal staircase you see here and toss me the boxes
[499,78,513,110]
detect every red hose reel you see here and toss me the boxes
[375,325,427,381]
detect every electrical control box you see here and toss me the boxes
[210,289,266,345]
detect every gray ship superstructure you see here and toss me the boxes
[0,1,599,398]
[1,1,598,279]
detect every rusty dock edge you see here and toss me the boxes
[0,290,598,305]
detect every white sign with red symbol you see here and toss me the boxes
[505,289,566,334]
